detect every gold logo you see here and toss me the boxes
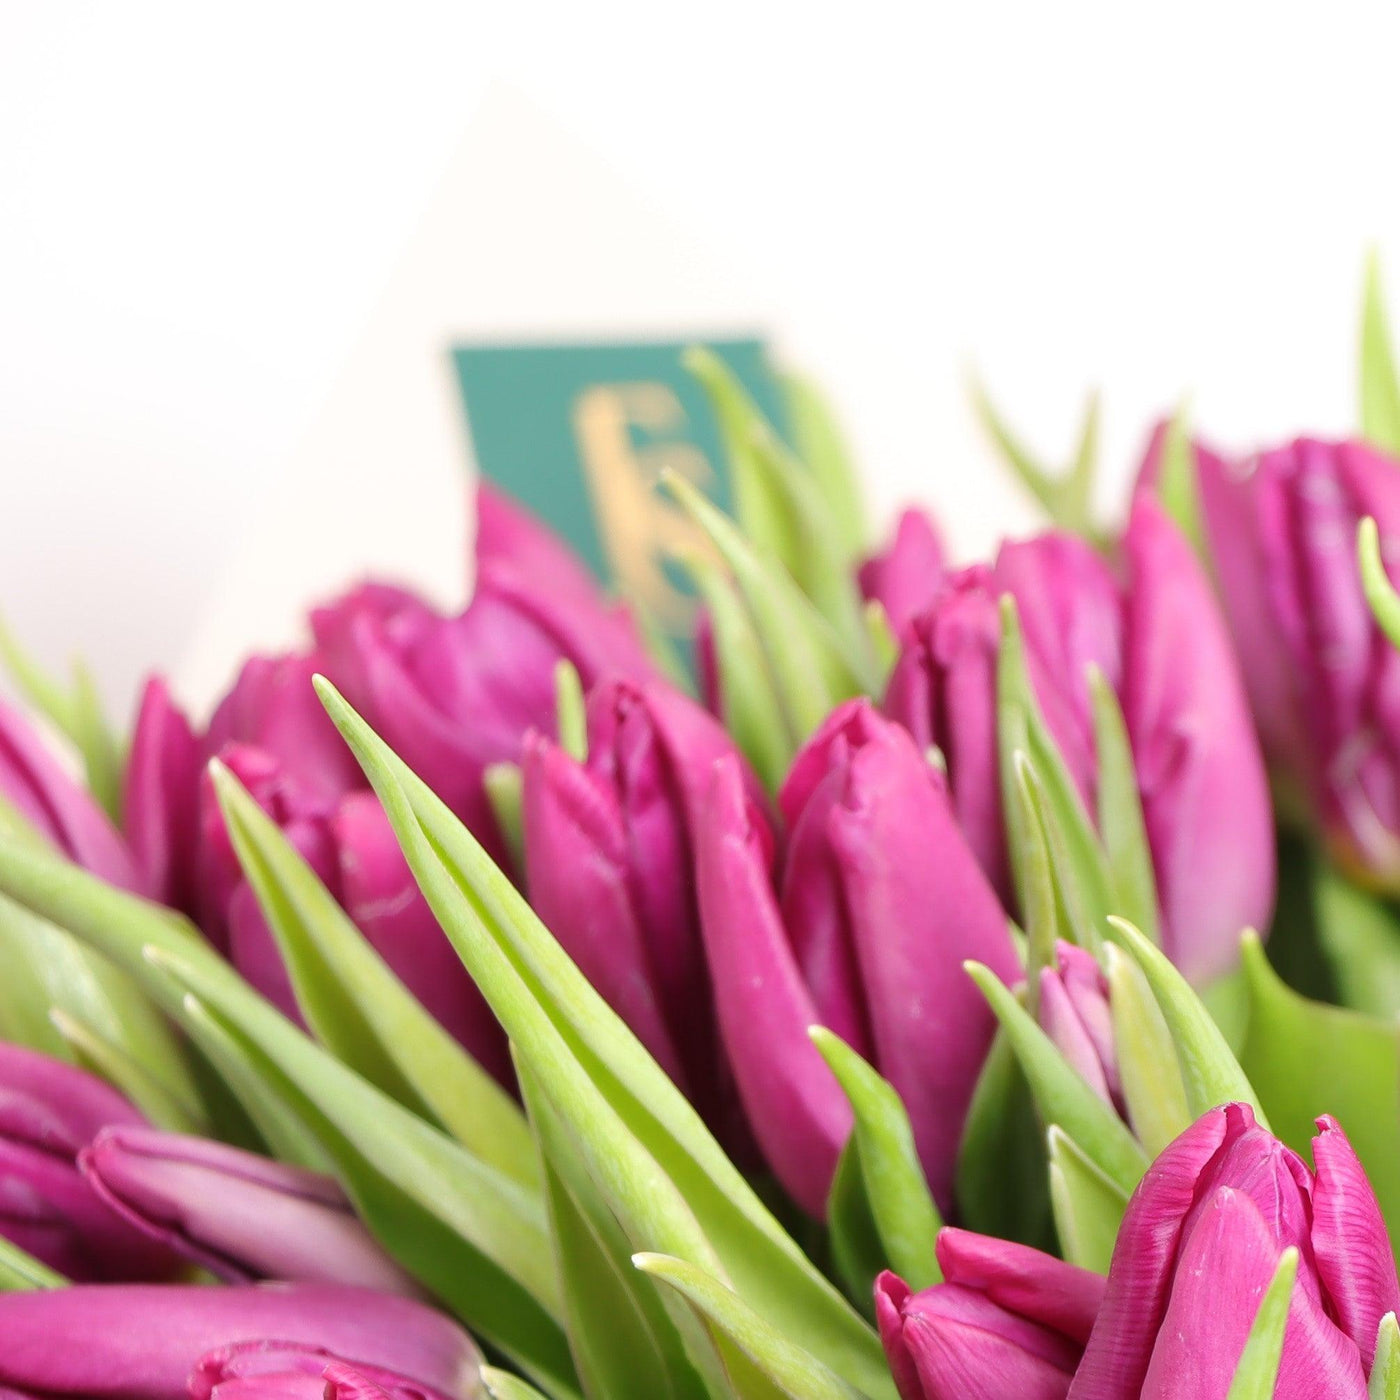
[572,382,717,629]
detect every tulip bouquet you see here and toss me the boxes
[7,278,1400,1400]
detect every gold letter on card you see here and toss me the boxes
[572,383,715,630]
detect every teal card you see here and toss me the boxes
[450,338,786,639]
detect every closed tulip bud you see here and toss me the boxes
[875,1230,1105,1400]
[521,677,764,1129]
[1037,943,1121,1115]
[194,1346,462,1400]
[695,700,1021,1216]
[0,1043,178,1281]
[1074,1103,1394,1398]
[858,508,946,636]
[80,1126,420,1294]
[0,696,139,891]
[0,1283,483,1400]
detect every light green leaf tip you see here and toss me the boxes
[1360,518,1400,651]
[1156,399,1208,560]
[1225,1246,1297,1400]
[1362,250,1400,457]
[480,1366,553,1400]
[1046,1125,1128,1275]
[484,762,526,873]
[0,1234,66,1292]
[810,1026,943,1291]
[554,661,588,762]
[1105,917,1265,1128]
[1372,1312,1400,1400]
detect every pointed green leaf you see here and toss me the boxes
[635,1254,866,1400]
[519,1063,709,1400]
[825,1140,884,1314]
[1046,1126,1127,1274]
[555,661,588,762]
[0,616,77,735]
[1007,752,1069,1004]
[211,759,538,1189]
[779,370,868,561]
[1372,1313,1400,1400]
[1104,945,1190,1158]
[1156,401,1207,559]
[811,1027,942,1292]
[0,1235,65,1292]
[1360,517,1400,652]
[1225,1247,1297,1400]
[964,962,1147,1195]
[1088,668,1159,943]
[1362,252,1400,456]
[482,1369,552,1400]
[1106,918,1264,1127]
[1239,930,1400,1256]
[485,762,526,873]
[1312,859,1400,1019]
[316,679,895,1400]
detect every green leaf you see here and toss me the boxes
[1362,252,1400,456]
[0,1235,65,1292]
[1312,860,1400,1018]
[1088,668,1159,943]
[1006,752,1069,1003]
[635,1254,867,1400]
[1104,945,1190,1158]
[998,602,1114,954]
[778,370,868,562]
[519,1062,708,1400]
[1156,402,1207,560]
[664,471,874,743]
[1046,1126,1128,1275]
[1225,1247,1297,1400]
[964,962,1147,1195]
[482,1369,553,1400]
[811,1027,943,1292]
[1371,1312,1400,1400]
[1360,517,1400,652]
[485,762,527,873]
[211,759,538,1189]
[955,1031,1054,1248]
[555,661,588,762]
[1239,930,1400,1259]
[316,679,896,1400]
[1106,918,1264,1127]
[971,380,1099,539]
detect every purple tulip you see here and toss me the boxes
[884,500,1273,982]
[858,507,946,636]
[1143,428,1400,890]
[193,1345,453,1399]
[0,1282,482,1399]
[521,677,764,1128]
[0,1043,178,1281]
[0,696,140,892]
[1072,1103,1393,1398]
[875,1229,1105,1400]
[694,700,1021,1216]
[1037,943,1121,1116]
[80,1126,421,1294]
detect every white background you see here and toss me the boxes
[3,1,1399,719]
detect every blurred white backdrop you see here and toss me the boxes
[3,1,1399,717]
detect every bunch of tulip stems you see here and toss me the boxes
[9,268,1400,1400]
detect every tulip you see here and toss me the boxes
[694,699,1021,1216]
[875,1229,1105,1400]
[80,1125,420,1294]
[1037,943,1121,1116]
[884,499,1273,982]
[1142,429,1400,890]
[194,1345,460,1399]
[1072,1103,1393,1398]
[0,1282,482,1399]
[521,677,765,1128]
[858,507,946,636]
[0,1042,178,1281]
[0,695,139,891]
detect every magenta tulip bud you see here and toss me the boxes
[0,696,139,891]
[521,678,764,1121]
[1074,1103,1394,1397]
[695,700,1020,1216]
[80,1126,421,1295]
[858,508,947,636]
[875,1229,1105,1400]
[0,1043,178,1281]
[1037,943,1121,1114]
[194,1345,459,1399]
[0,1283,483,1400]
[474,479,604,602]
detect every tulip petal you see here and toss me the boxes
[124,676,201,910]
